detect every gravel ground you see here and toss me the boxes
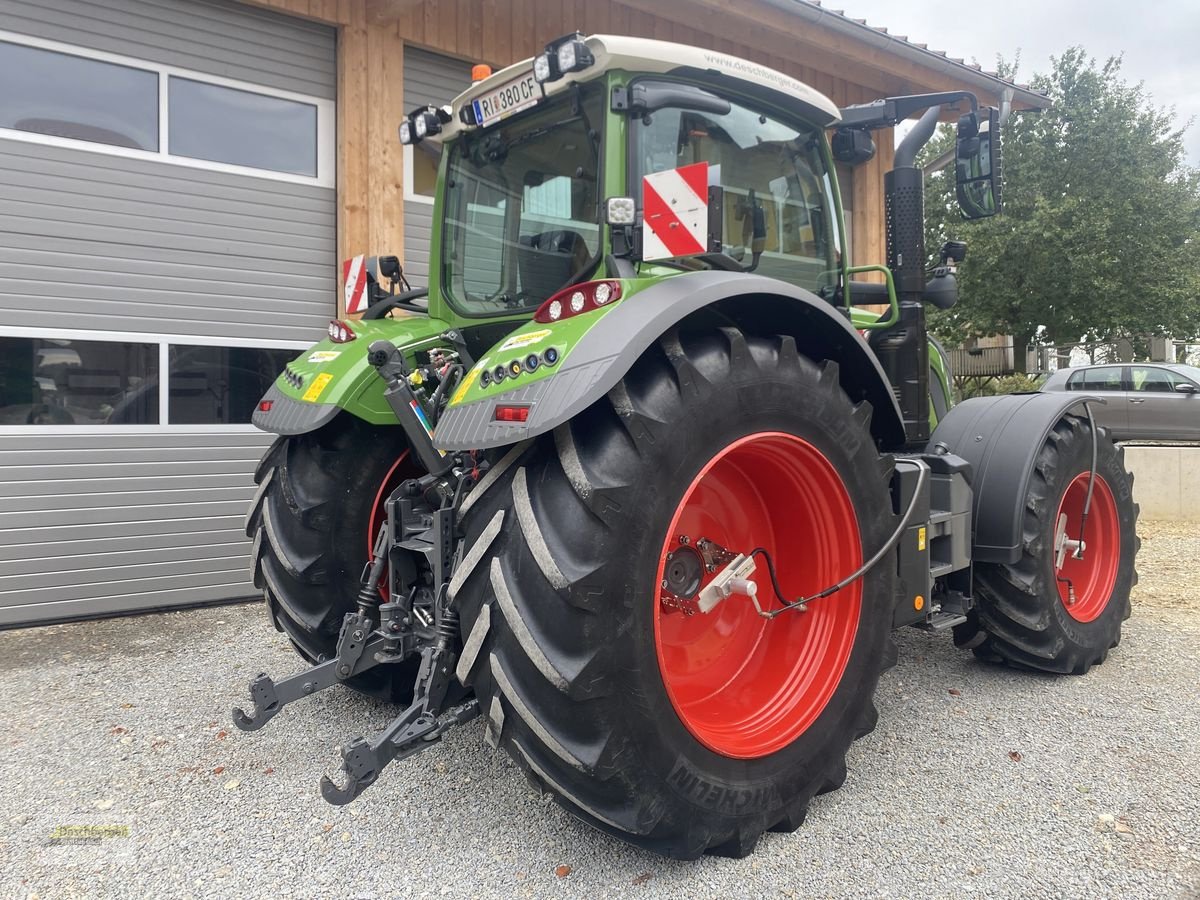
[3,526,1199,899]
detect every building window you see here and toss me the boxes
[0,32,333,187]
[168,345,296,424]
[0,336,158,425]
[407,143,442,201]
[0,40,158,151]
[168,77,318,177]
[0,332,310,429]
[402,51,473,204]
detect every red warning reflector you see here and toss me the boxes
[642,161,709,262]
[258,400,273,412]
[342,255,368,314]
[494,405,530,423]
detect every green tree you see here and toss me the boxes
[921,48,1200,366]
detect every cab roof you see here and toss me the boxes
[437,33,841,142]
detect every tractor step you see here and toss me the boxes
[913,590,971,633]
[919,610,969,632]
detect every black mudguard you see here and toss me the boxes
[252,382,341,436]
[927,391,1105,564]
[434,271,906,451]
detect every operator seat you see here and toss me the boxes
[518,230,589,299]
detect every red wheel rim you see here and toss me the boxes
[653,432,862,759]
[1055,472,1120,622]
[366,451,418,598]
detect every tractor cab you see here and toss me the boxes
[398,33,849,322]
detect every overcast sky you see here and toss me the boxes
[837,0,1200,165]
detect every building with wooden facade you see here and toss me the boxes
[259,0,1046,308]
[0,0,1044,624]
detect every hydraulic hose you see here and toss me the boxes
[1071,398,1102,560]
[428,364,464,426]
[752,458,929,617]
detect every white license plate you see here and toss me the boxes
[471,71,540,127]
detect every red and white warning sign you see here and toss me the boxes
[342,255,369,314]
[642,162,709,262]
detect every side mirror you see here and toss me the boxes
[1175,382,1198,394]
[831,127,877,165]
[956,107,1001,219]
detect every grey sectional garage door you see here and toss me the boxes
[0,0,336,625]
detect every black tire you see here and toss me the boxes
[245,415,421,701]
[955,415,1139,674]
[451,327,898,858]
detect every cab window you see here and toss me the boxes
[631,85,837,294]
[443,88,602,315]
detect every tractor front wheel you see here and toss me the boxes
[452,327,898,858]
[957,415,1139,674]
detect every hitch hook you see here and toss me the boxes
[231,672,282,732]
[319,701,478,805]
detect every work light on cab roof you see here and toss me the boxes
[398,104,451,146]
[533,32,594,84]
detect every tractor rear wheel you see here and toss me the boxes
[956,415,1138,674]
[451,327,898,858]
[245,416,422,701]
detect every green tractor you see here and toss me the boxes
[235,33,1138,859]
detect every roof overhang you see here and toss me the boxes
[758,0,1049,111]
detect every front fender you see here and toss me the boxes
[928,391,1108,564]
[434,271,905,450]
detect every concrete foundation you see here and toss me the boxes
[1123,446,1200,522]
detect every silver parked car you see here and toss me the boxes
[1041,363,1200,441]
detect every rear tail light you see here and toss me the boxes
[328,320,356,343]
[533,280,623,324]
[494,405,531,423]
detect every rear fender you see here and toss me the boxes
[434,271,906,450]
[928,391,1107,564]
[252,315,454,436]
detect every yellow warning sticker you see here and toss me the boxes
[449,374,472,406]
[917,527,927,552]
[302,372,333,402]
[499,329,551,352]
